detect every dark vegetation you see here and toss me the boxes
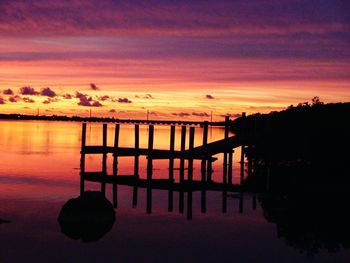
[232,99,350,192]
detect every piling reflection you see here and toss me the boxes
[65,163,350,257]
[79,172,252,220]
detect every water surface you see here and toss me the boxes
[0,120,349,262]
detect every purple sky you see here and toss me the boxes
[0,0,349,118]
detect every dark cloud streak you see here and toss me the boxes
[1,1,349,37]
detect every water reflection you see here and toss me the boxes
[2,120,350,261]
[58,191,115,242]
[73,171,350,257]
[0,218,11,224]
[260,192,350,256]
[79,172,255,221]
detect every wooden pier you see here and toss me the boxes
[80,115,253,195]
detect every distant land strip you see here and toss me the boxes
[0,113,229,127]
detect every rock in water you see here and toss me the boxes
[58,191,115,242]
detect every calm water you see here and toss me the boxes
[0,120,349,262]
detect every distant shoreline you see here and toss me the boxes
[0,113,228,127]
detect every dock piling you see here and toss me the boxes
[78,117,254,212]
[240,112,246,184]
[188,127,195,181]
[228,150,233,185]
[112,124,119,208]
[147,125,154,181]
[134,124,139,179]
[113,124,120,177]
[180,126,186,183]
[223,116,230,184]
[169,126,175,182]
[101,123,107,194]
[240,146,245,184]
[80,123,87,195]
[201,122,208,181]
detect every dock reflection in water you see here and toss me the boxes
[61,171,350,259]
[78,174,253,221]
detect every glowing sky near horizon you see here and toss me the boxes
[0,0,349,119]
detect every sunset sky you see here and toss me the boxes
[0,0,349,119]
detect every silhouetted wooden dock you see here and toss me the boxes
[80,114,252,195]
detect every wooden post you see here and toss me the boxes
[223,116,229,184]
[147,125,154,181]
[81,123,87,154]
[228,150,233,185]
[101,123,107,194]
[240,146,245,184]
[223,117,230,212]
[113,124,120,173]
[112,124,119,208]
[240,112,246,184]
[113,124,120,177]
[169,126,175,182]
[203,121,209,145]
[134,124,139,179]
[188,127,195,182]
[207,159,212,182]
[201,122,208,181]
[186,124,194,220]
[80,123,86,195]
[102,123,107,173]
[180,126,186,183]
[247,145,252,179]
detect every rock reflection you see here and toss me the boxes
[0,218,10,224]
[58,191,115,242]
